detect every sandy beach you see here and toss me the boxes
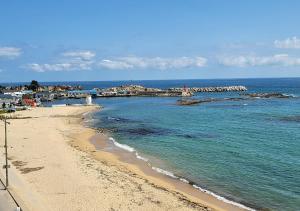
[0,106,247,211]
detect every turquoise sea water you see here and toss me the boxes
[41,78,300,211]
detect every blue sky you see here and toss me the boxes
[1,0,300,82]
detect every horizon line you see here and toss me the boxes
[1,76,300,84]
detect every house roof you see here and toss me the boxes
[0,94,15,99]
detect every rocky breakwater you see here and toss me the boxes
[105,85,163,93]
[177,97,245,106]
[95,84,247,97]
[169,85,247,93]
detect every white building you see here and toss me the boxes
[86,95,92,105]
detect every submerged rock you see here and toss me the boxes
[177,99,202,105]
[127,128,158,135]
[118,126,173,136]
[102,116,141,125]
[279,116,300,122]
[106,116,134,122]
[178,134,197,139]
[241,93,292,99]
[177,132,218,139]
[177,97,245,106]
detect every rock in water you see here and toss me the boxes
[241,93,292,98]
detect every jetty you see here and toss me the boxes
[169,85,247,93]
[93,85,247,97]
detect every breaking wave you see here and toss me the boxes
[108,136,256,211]
[109,137,135,152]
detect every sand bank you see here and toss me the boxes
[0,106,247,211]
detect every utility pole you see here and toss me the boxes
[1,117,10,189]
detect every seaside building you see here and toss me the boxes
[0,94,19,107]
[86,95,92,105]
[4,90,34,98]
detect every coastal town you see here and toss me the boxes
[1,1,299,210]
[0,80,248,112]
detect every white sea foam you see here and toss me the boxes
[179,178,189,183]
[284,93,297,98]
[109,137,255,211]
[109,137,150,162]
[109,137,135,152]
[192,185,256,211]
[107,116,120,121]
[151,165,255,210]
[152,166,256,210]
[151,167,178,179]
[135,152,149,162]
[84,119,94,123]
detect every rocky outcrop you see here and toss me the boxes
[177,92,294,106]
[241,93,292,98]
[177,97,246,106]
[177,99,202,105]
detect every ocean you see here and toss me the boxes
[36,78,300,210]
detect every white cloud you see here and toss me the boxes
[26,53,207,72]
[62,50,95,60]
[26,61,93,72]
[219,54,300,67]
[274,37,300,49]
[26,50,95,72]
[0,47,22,58]
[99,56,207,70]
[99,59,133,69]
[26,63,75,72]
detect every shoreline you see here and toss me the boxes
[97,137,257,211]
[1,105,251,211]
[83,108,255,211]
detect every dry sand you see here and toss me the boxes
[0,106,247,211]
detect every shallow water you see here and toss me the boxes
[44,78,300,211]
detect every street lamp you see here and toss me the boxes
[1,117,10,189]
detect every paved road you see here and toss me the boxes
[0,182,17,211]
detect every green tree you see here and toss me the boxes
[28,80,40,91]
